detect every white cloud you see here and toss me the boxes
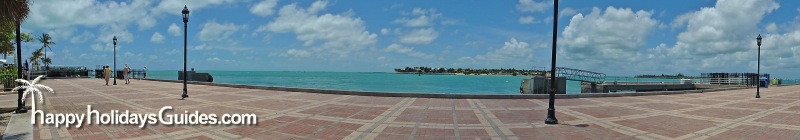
[380,28,390,35]
[400,28,438,44]
[516,0,552,13]
[165,49,180,55]
[759,30,800,69]
[96,24,135,43]
[258,1,378,57]
[560,8,578,18]
[395,15,431,27]
[69,31,94,44]
[206,57,233,62]
[394,8,441,27]
[168,23,182,36]
[383,44,434,59]
[653,0,779,70]
[285,49,311,57]
[207,57,221,61]
[123,51,135,57]
[192,44,214,50]
[459,38,540,67]
[137,16,157,30]
[152,0,238,15]
[250,0,279,17]
[150,32,165,43]
[560,6,657,61]
[198,21,243,42]
[465,41,479,46]
[766,22,778,33]
[25,0,153,29]
[518,16,536,24]
[90,43,115,52]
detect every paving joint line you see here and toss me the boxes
[354,97,414,139]
[469,99,508,139]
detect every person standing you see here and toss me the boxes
[142,66,147,80]
[103,65,111,86]
[124,64,131,84]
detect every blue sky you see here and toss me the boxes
[17,0,800,79]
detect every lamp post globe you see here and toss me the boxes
[113,36,117,85]
[756,34,762,98]
[181,5,189,99]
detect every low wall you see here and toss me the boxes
[602,83,696,92]
[143,78,755,99]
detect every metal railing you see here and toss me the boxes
[0,74,16,91]
[555,67,606,84]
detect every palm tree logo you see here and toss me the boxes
[12,76,54,111]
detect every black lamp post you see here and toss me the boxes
[756,34,762,98]
[15,21,27,113]
[545,0,559,124]
[181,5,189,99]
[113,36,117,85]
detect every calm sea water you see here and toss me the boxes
[145,71,800,94]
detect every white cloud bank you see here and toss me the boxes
[150,32,164,43]
[560,6,658,62]
[259,1,377,57]
[459,38,542,67]
[250,0,279,17]
[383,44,434,59]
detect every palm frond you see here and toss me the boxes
[31,75,44,84]
[11,85,23,92]
[15,79,30,86]
[21,89,32,104]
[32,84,53,93]
[28,88,42,103]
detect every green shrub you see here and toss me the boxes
[0,66,17,90]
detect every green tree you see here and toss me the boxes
[0,24,33,59]
[29,48,41,68]
[2,0,31,74]
[41,57,51,67]
[36,33,54,68]
[1,0,31,23]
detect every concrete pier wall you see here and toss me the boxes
[521,76,566,94]
[601,83,695,93]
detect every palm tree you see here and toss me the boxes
[29,48,41,70]
[2,0,31,113]
[0,27,33,59]
[41,57,50,67]
[12,75,54,114]
[1,0,31,59]
[36,33,54,68]
[1,0,30,23]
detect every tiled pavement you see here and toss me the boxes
[2,78,800,139]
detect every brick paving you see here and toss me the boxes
[2,78,800,139]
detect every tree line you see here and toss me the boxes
[1,23,56,70]
[634,73,697,79]
[394,67,547,76]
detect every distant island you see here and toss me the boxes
[634,73,698,79]
[394,67,546,76]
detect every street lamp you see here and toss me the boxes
[113,36,117,85]
[181,5,189,99]
[756,34,762,98]
[545,0,559,124]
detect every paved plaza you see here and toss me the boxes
[1,78,799,139]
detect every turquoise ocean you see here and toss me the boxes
[145,71,800,94]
